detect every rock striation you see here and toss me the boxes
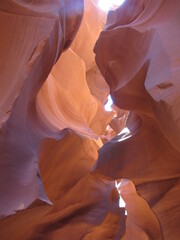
[93,0,180,239]
[0,0,84,218]
[0,0,180,239]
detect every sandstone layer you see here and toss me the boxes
[0,0,85,218]
[0,0,180,239]
[93,0,180,239]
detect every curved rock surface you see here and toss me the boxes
[0,132,126,240]
[0,0,180,239]
[93,0,180,239]
[71,0,105,71]
[0,0,84,218]
[37,48,113,138]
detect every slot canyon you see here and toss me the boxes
[0,0,180,239]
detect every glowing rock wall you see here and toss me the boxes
[0,0,180,239]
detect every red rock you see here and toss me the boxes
[93,0,180,238]
[0,0,84,218]
[0,132,125,240]
[37,48,113,138]
[0,0,180,239]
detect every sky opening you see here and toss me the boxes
[104,95,113,111]
[98,0,125,12]
[115,180,127,215]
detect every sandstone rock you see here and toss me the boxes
[0,0,180,239]
[0,132,125,240]
[37,48,113,138]
[93,0,180,239]
[86,66,110,105]
[0,0,84,218]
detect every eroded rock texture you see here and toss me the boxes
[0,0,121,239]
[0,0,180,239]
[94,0,180,239]
[37,48,112,138]
[0,132,126,240]
[0,0,85,218]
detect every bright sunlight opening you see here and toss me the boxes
[104,95,113,111]
[115,180,127,215]
[98,0,126,12]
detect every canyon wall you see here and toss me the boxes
[93,0,180,239]
[0,0,180,239]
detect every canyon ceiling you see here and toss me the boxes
[0,0,180,239]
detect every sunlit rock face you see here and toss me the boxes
[86,66,110,104]
[0,0,180,239]
[37,48,113,138]
[71,0,104,71]
[94,0,180,239]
